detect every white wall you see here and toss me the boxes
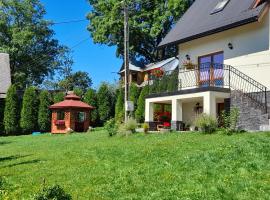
[0,53,11,98]
[178,10,270,89]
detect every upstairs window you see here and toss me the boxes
[211,0,230,15]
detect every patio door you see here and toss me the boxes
[198,52,224,87]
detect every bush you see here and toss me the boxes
[104,119,118,137]
[124,118,137,133]
[143,123,149,134]
[221,107,240,135]
[32,184,72,200]
[20,87,39,133]
[194,114,218,134]
[4,85,20,135]
[38,91,52,132]
[53,92,65,103]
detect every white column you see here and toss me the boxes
[145,100,154,122]
[172,99,183,121]
[203,92,216,118]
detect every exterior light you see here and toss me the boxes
[228,43,233,50]
[186,54,191,60]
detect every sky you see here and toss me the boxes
[42,0,122,89]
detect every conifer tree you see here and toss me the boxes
[38,90,51,132]
[20,87,39,133]
[84,89,99,126]
[115,88,124,123]
[4,85,20,134]
[135,85,149,123]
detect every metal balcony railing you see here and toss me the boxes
[147,63,268,113]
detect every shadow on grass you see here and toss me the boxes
[0,154,32,163]
[2,159,41,168]
[0,141,12,146]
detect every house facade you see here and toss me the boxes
[145,0,270,131]
[0,53,11,98]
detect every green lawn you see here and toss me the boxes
[0,131,270,199]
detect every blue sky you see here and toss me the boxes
[42,0,122,89]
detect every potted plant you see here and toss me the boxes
[183,60,196,70]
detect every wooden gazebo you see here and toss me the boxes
[49,93,94,134]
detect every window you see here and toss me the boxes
[57,111,65,120]
[76,112,85,123]
[211,0,230,15]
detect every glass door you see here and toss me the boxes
[198,52,224,87]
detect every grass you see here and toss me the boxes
[0,131,269,199]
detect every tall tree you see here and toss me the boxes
[115,88,124,123]
[129,83,140,116]
[58,71,92,92]
[20,87,39,133]
[38,90,51,132]
[3,85,20,134]
[87,0,189,63]
[83,89,99,126]
[0,0,71,89]
[135,85,149,123]
[97,83,115,124]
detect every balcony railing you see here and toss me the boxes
[147,63,268,113]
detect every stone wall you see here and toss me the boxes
[230,91,269,131]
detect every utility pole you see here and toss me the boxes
[124,1,130,123]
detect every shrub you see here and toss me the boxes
[125,118,137,133]
[4,85,20,135]
[104,119,118,137]
[38,91,52,132]
[32,184,72,200]
[221,107,240,135]
[73,87,83,97]
[194,114,218,134]
[129,83,140,116]
[143,123,149,134]
[20,87,39,133]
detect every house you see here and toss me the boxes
[119,57,179,87]
[145,0,270,131]
[0,53,11,98]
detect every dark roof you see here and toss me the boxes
[159,0,269,48]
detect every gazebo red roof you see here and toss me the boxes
[50,93,94,110]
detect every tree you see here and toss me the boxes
[83,89,99,126]
[3,85,20,134]
[20,87,39,133]
[0,0,71,89]
[58,71,92,92]
[87,0,189,63]
[135,85,149,123]
[97,83,114,124]
[53,92,65,103]
[73,88,84,97]
[115,88,124,123]
[129,83,140,116]
[38,90,51,132]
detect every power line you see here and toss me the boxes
[51,19,87,25]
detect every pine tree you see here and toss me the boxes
[97,83,113,124]
[38,90,52,132]
[129,83,140,116]
[3,85,20,135]
[83,89,99,126]
[20,87,39,133]
[115,88,124,123]
[135,85,149,123]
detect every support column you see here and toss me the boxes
[203,92,216,118]
[145,100,154,122]
[171,99,183,131]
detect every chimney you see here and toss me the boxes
[0,53,11,98]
